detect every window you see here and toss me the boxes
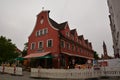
[36,31,39,37]
[47,39,53,47]
[117,32,119,38]
[72,44,74,51]
[61,40,65,48]
[36,28,48,37]
[43,28,48,35]
[80,48,82,53]
[113,24,116,31]
[71,35,74,40]
[31,43,35,50]
[66,32,69,37]
[39,30,43,36]
[76,47,79,52]
[66,43,70,49]
[38,41,43,48]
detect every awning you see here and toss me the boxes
[24,52,50,59]
[39,55,54,59]
[62,52,94,60]
[15,57,25,61]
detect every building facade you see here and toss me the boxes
[26,10,94,68]
[107,0,120,58]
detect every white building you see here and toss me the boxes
[107,0,120,58]
[98,58,120,68]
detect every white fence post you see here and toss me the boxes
[0,66,22,75]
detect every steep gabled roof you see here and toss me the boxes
[70,29,76,35]
[85,39,88,44]
[49,18,67,30]
[59,22,68,30]
[78,35,84,40]
[89,42,92,48]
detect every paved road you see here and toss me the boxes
[0,71,120,80]
[0,71,39,80]
[0,71,80,80]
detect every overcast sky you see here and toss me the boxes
[0,0,113,57]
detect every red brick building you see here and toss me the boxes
[25,10,94,68]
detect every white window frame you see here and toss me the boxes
[66,43,70,50]
[31,42,36,50]
[37,28,48,36]
[38,41,43,48]
[39,30,43,36]
[36,31,39,37]
[47,39,53,47]
[43,28,48,35]
[66,32,69,37]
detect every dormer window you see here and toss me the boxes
[60,40,65,48]
[66,43,70,49]
[66,32,69,37]
[72,44,74,51]
[71,35,74,40]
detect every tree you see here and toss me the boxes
[0,36,19,63]
[94,51,99,60]
[22,42,28,57]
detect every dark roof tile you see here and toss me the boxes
[70,29,76,35]
[78,35,84,40]
[49,18,67,30]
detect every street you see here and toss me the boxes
[0,71,81,80]
[0,71,120,80]
[0,71,37,80]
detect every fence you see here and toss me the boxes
[31,67,120,79]
[0,66,22,76]
[0,66,119,79]
[100,67,120,77]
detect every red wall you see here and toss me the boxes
[28,11,60,56]
[27,11,94,68]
